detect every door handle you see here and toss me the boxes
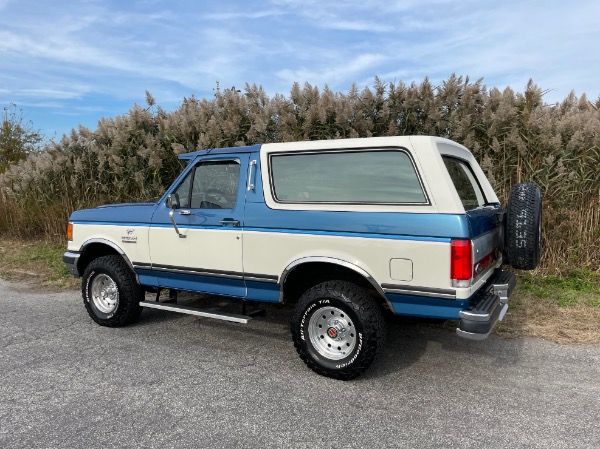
[179,210,191,215]
[220,218,240,227]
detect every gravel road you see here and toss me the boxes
[1,278,598,449]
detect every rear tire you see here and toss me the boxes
[82,255,143,327]
[291,280,386,380]
[505,182,542,270]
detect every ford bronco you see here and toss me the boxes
[63,136,542,379]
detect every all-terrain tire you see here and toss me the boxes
[291,280,386,380]
[82,255,144,327]
[505,182,542,270]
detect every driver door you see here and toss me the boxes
[148,155,248,298]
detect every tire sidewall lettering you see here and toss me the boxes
[85,268,118,320]
[506,183,542,270]
[335,332,363,369]
[300,297,363,370]
[299,299,329,341]
[84,270,96,304]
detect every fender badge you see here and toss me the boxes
[122,229,137,243]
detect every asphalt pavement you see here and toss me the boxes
[1,278,599,449]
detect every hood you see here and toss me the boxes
[70,201,158,224]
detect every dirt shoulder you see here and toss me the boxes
[496,290,600,346]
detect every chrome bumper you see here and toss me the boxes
[62,251,81,278]
[456,270,516,340]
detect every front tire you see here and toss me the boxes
[291,281,386,380]
[82,255,143,327]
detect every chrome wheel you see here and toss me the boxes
[90,274,119,314]
[308,306,356,360]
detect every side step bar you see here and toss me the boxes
[139,301,252,324]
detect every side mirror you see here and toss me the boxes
[167,193,180,210]
[167,193,186,238]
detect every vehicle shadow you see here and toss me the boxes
[360,315,440,380]
[135,293,525,379]
[360,311,526,381]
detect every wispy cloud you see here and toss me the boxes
[0,0,598,138]
[277,53,388,87]
[203,9,285,21]
[12,88,90,100]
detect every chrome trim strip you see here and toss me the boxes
[382,288,456,299]
[244,272,278,281]
[151,265,244,280]
[279,256,392,309]
[80,238,138,282]
[244,276,278,284]
[135,263,278,283]
[381,283,456,299]
[132,261,152,268]
[139,301,251,324]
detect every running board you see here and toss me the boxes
[139,301,251,324]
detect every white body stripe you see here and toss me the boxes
[244,231,452,291]
[70,225,451,288]
[147,227,243,272]
[69,224,151,264]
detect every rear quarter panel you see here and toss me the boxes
[245,137,476,296]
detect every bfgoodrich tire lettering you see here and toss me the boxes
[505,182,542,270]
[82,255,143,327]
[291,280,386,380]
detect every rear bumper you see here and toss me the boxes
[456,269,516,340]
[62,251,81,278]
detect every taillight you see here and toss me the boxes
[451,239,472,287]
[67,223,73,241]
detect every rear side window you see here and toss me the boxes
[442,156,485,210]
[269,150,427,204]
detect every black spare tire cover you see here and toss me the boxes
[505,182,542,270]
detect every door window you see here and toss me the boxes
[172,160,240,209]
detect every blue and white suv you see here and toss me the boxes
[63,136,542,379]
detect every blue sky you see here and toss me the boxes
[1,0,599,140]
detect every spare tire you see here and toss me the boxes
[505,182,542,270]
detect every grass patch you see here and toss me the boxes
[495,269,600,345]
[0,238,77,288]
[516,270,600,308]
